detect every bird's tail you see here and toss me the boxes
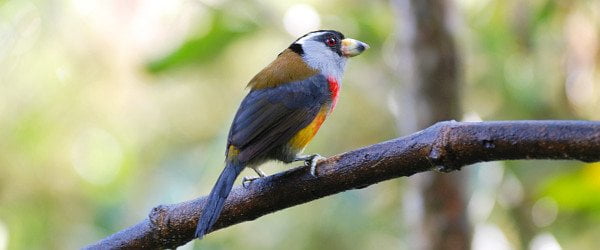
[195,160,244,239]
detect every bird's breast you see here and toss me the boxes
[288,106,329,150]
[288,75,340,150]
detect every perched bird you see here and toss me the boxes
[195,30,369,239]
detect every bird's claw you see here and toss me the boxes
[304,154,325,177]
[242,176,259,188]
[242,168,267,188]
[294,154,326,177]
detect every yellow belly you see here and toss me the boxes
[288,107,329,150]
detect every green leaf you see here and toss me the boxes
[146,11,257,74]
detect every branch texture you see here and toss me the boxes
[86,120,600,249]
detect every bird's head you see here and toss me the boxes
[289,30,369,81]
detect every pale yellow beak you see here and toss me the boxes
[341,38,369,57]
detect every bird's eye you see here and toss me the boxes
[325,37,337,47]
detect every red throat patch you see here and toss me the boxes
[327,76,339,112]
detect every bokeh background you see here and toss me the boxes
[1,0,599,249]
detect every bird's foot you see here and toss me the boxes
[242,176,259,188]
[295,154,326,177]
[242,168,267,188]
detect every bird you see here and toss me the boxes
[195,30,369,239]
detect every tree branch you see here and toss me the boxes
[86,120,600,249]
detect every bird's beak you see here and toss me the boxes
[341,38,369,57]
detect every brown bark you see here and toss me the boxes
[85,120,600,249]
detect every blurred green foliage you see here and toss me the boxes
[146,10,258,73]
[543,163,600,214]
[0,0,599,249]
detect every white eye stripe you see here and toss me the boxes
[295,31,327,45]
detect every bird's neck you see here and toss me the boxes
[302,54,347,83]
